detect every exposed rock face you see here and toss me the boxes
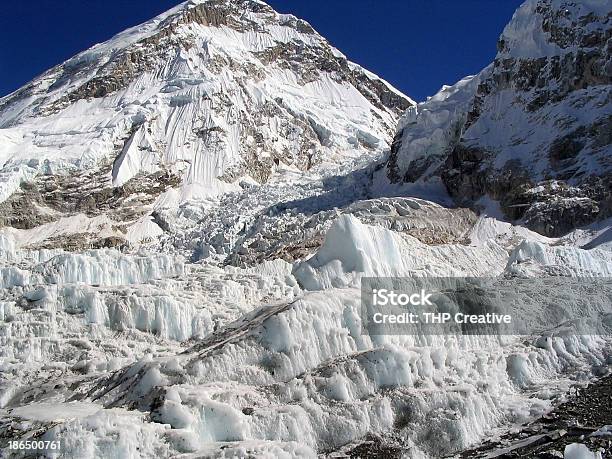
[0,164,180,249]
[386,0,611,237]
[501,177,611,237]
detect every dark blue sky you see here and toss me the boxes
[0,0,523,102]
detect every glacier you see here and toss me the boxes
[0,0,611,457]
[1,212,611,457]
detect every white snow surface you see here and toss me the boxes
[0,0,611,458]
[388,71,486,181]
[1,212,611,458]
[0,0,410,205]
[564,443,603,459]
[501,0,610,59]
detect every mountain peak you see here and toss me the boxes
[497,0,611,58]
[0,0,412,244]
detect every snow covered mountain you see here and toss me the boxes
[386,0,611,237]
[0,0,410,250]
[0,0,611,458]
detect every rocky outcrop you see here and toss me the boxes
[255,41,411,113]
[386,0,611,237]
[503,177,612,237]
[0,165,180,249]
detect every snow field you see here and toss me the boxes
[16,215,608,457]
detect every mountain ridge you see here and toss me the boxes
[385,0,611,237]
[0,0,413,251]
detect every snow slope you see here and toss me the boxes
[0,0,611,458]
[0,0,411,247]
